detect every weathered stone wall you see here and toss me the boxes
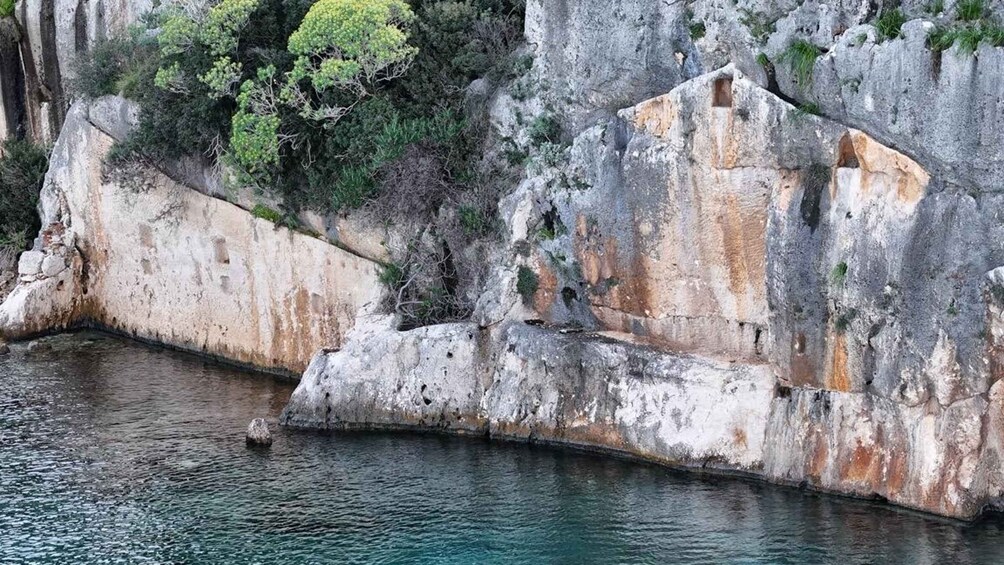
[283,316,776,473]
[284,66,1004,519]
[0,99,383,373]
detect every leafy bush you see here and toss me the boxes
[516,266,539,304]
[0,0,14,18]
[528,114,561,146]
[74,0,527,329]
[929,21,1004,53]
[781,40,823,90]
[0,140,49,251]
[689,22,706,40]
[74,34,160,99]
[251,204,283,223]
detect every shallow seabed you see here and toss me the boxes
[1,332,1003,564]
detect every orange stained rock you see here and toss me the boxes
[629,94,677,139]
[842,441,882,484]
[826,332,853,392]
[849,130,929,204]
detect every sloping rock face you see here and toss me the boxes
[283,66,1004,519]
[0,98,383,373]
[283,316,775,473]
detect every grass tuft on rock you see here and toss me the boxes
[781,40,823,90]
[957,0,987,21]
[875,8,907,41]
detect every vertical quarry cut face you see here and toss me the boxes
[0,102,383,373]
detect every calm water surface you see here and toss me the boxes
[2,332,1004,564]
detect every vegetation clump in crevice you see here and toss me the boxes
[875,8,907,41]
[516,265,539,305]
[780,39,823,90]
[927,0,1004,53]
[0,140,49,254]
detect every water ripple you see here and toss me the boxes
[2,332,1004,564]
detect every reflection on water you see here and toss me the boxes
[1,332,1003,564]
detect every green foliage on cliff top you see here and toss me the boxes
[76,0,526,329]
[0,0,14,18]
[0,140,49,251]
[80,0,525,215]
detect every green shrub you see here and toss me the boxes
[928,26,959,50]
[740,9,775,42]
[0,0,14,18]
[458,205,491,236]
[985,23,1004,46]
[516,266,539,304]
[690,22,706,40]
[74,34,159,99]
[875,8,907,41]
[830,261,849,285]
[796,102,821,116]
[781,40,823,90]
[528,114,561,146]
[251,204,283,223]
[379,262,405,287]
[956,25,986,52]
[957,0,987,21]
[926,0,945,14]
[0,140,49,250]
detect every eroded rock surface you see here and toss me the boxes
[0,98,383,373]
[283,67,1004,519]
[283,316,775,473]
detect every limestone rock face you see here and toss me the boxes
[283,318,775,473]
[0,0,154,143]
[0,98,384,373]
[284,66,1004,519]
[524,0,694,133]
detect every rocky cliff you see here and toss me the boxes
[4,0,1004,520]
[0,97,383,373]
[283,1,1004,520]
[0,0,151,144]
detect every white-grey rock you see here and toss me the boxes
[26,340,51,354]
[17,251,44,277]
[40,254,66,278]
[245,418,273,447]
[0,101,384,373]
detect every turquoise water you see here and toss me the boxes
[2,332,1004,564]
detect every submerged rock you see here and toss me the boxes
[245,419,273,448]
[26,340,51,355]
[0,341,9,356]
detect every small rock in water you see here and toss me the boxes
[0,341,9,356]
[246,418,272,447]
[26,340,51,355]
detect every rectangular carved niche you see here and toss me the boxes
[713,78,733,108]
